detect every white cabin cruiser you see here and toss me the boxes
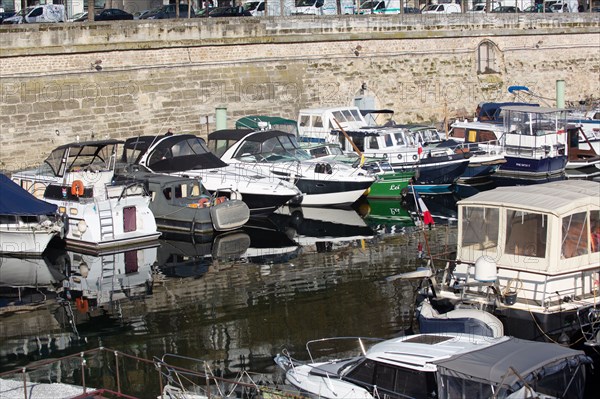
[275,333,591,399]
[207,129,375,207]
[10,140,161,253]
[427,180,600,348]
[124,134,302,216]
[296,106,470,192]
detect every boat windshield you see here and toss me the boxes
[234,134,311,162]
[44,143,118,177]
[343,358,438,398]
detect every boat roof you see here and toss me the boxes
[123,135,170,152]
[367,333,589,391]
[500,105,565,114]
[367,334,495,370]
[457,180,599,216]
[433,336,590,390]
[299,106,361,114]
[0,173,57,216]
[207,129,254,141]
[236,116,297,129]
[53,139,123,150]
[209,129,294,142]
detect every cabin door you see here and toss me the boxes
[123,206,137,233]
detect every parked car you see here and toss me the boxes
[133,9,152,19]
[73,9,133,22]
[2,4,65,24]
[491,5,520,12]
[206,6,253,17]
[0,10,16,23]
[421,3,461,13]
[68,11,87,22]
[140,4,196,19]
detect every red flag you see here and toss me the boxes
[416,192,434,226]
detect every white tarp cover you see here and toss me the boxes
[433,337,590,398]
[457,180,599,217]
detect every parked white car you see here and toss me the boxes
[421,3,461,13]
[2,4,65,24]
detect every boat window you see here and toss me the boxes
[461,206,499,251]
[393,133,406,146]
[299,115,310,127]
[591,211,600,253]
[345,358,375,387]
[342,110,353,121]
[210,139,230,158]
[561,212,588,259]
[44,148,66,177]
[344,360,437,398]
[505,210,547,258]
[384,134,394,147]
[313,116,323,128]
[333,111,346,122]
[236,141,261,157]
[368,136,379,150]
[350,109,362,121]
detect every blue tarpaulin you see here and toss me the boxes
[0,174,57,216]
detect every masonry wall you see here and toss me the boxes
[1,14,599,172]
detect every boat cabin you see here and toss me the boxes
[297,106,367,143]
[451,180,599,306]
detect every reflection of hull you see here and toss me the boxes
[355,199,414,230]
[406,193,459,225]
[157,232,251,278]
[63,247,157,307]
[242,218,300,263]
[0,255,66,287]
[269,206,375,245]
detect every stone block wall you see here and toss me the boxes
[0,14,598,172]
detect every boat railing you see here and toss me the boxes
[304,336,385,363]
[0,347,296,399]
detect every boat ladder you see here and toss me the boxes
[97,201,115,241]
[100,254,117,305]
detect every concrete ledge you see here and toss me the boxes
[1,14,599,57]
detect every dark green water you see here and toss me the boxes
[0,200,458,396]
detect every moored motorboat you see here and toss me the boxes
[115,170,250,235]
[296,106,470,193]
[275,333,591,399]
[425,180,600,349]
[11,140,161,253]
[450,105,569,185]
[0,174,63,256]
[125,134,303,216]
[207,129,375,207]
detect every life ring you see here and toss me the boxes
[198,197,210,208]
[76,297,89,313]
[71,180,84,197]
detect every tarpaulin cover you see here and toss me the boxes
[433,336,590,391]
[0,174,57,216]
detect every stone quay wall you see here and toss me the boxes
[1,13,599,172]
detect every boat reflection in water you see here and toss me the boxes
[0,253,67,307]
[267,206,375,252]
[355,198,415,234]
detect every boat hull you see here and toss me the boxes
[366,171,414,199]
[0,228,58,256]
[296,178,372,206]
[494,155,567,180]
